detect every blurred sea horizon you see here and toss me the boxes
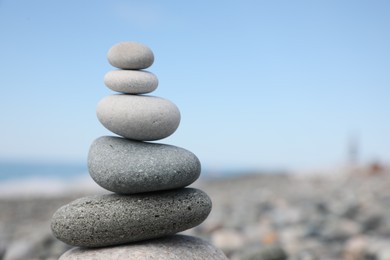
[0,160,290,182]
[2,159,384,197]
[0,160,88,182]
[0,160,275,197]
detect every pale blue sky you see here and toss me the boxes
[0,1,389,171]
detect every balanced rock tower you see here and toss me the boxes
[51,42,227,259]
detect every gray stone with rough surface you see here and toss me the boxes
[107,42,154,69]
[59,235,228,260]
[104,70,158,94]
[88,136,201,194]
[51,188,211,247]
[96,94,180,141]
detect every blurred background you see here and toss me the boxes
[0,1,389,259]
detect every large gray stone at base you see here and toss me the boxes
[96,94,180,141]
[59,235,228,260]
[88,136,201,194]
[51,188,211,247]
[104,70,158,94]
[107,42,154,69]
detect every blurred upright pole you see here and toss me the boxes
[347,132,359,175]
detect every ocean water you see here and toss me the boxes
[0,161,275,182]
[0,161,96,196]
[0,161,277,196]
[0,161,88,181]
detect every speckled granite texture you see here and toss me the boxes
[51,188,211,247]
[88,136,201,194]
[59,235,228,259]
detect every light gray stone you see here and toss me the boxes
[88,136,201,194]
[107,42,154,69]
[96,95,180,141]
[51,188,211,247]
[59,235,228,260]
[104,70,158,94]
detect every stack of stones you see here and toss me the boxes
[51,42,227,259]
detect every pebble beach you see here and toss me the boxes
[1,168,390,260]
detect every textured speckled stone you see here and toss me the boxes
[104,70,158,94]
[51,188,211,247]
[107,42,154,69]
[88,136,201,194]
[59,235,228,260]
[96,95,180,141]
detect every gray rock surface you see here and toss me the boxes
[107,42,154,69]
[240,245,288,260]
[6,172,390,259]
[0,243,6,260]
[104,70,158,94]
[97,94,180,141]
[59,235,228,260]
[51,188,211,247]
[88,136,201,194]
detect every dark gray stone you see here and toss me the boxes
[59,235,228,260]
[0,243,5,260]
[88,136,201,194]
[51,188,211,247]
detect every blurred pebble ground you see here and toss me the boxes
[1,163,390,260]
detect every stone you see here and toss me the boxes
[59,235,228,260]
[211,229,246,252]
[240,245,288,260]
[104,70,158,94]
[107,42,154,69]
[96,95,180,141]
[343,236,368,260]
[0,245,4,260]
[51,188,211,247]
[88,136,201,194]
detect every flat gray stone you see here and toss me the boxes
[107,42,154,69]
[96,95,180,141]
[88,136,201,194]
[104,70,158,94]
[59,235,228,260]
[51,188,211,247]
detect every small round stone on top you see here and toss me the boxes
[107,42,154,69]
